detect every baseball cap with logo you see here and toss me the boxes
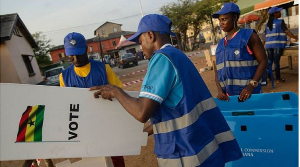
[268,7,283,14]
[64,32,87,56]
[212,3,240,18]
[127,14,176,43]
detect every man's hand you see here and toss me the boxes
[239,84,254,101]
[216,91,229,101]
[89,84,121,101]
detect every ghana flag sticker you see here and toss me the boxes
[16,105,45,142]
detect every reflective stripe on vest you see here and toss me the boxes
[157,130,235,167]
[266,33,286,37]
[216,60,258,70]
[219,78,262,88]
[219,81,226,88]
[153,97,216,134]
[265,19,287,49]
[224,79,249,86]
[265,41,287,44]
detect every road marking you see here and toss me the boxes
[121,51,204,87]
[119,69,147,78]
[123,78,144,87]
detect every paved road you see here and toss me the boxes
[112,50,205,80]
[112,59,149,77]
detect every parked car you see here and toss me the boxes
[118,53,138,69]
[44,66,64,86]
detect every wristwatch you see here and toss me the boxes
[249,80,258,87]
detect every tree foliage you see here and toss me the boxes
[194,0,237,44]
[255,9,269,33]
[32,32,53,67]
[160,0,194,51]
[160,0,237,50]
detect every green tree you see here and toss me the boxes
[32,32,53,67]
[160,0,195,51]
[161,0,237,50]
[189,5,205,50]
[255,9,269,33]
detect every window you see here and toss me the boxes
[113,27,118,32]
[102,30,105,35]
[58,52,65,58]
[282,9,287,17]
[292,6,296,16]
[22,55,35,76]
[112,41,116,46]
[288,8,292,16]
[13,26,22,37]
[89,46,93,52]
[101,43,105,49]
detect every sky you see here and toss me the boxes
[0,0,178,46]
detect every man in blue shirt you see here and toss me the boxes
[90,14,242,166]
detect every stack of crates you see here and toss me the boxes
[215,92,298,167]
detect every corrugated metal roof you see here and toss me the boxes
[88,31,136,42]
[0,13,18,41]
[50,31,136,51]
[94,21,123,35]
[0,13,37,48]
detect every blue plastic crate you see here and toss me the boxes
[214,92,298,167]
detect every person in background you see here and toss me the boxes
[264,6,298,84]
[22,159,53,167]
[59,32,125,167]
[212,3,268,101]
[90,14,242,167]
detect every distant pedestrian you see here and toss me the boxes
[263,6,298,84]
[110,57,115,66]
[212,2,268,101]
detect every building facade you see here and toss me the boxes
[0,13,43,84]
[50,31,135,64]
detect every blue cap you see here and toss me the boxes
[127,14,176,43]
[269,7,282,14]
[64,32,87,56]
[212,3,240,18]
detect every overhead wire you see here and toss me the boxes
[43,9,160,35]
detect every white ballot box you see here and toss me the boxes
[0,83,147,161]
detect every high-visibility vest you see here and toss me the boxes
[265,19,287,49]
[62,59,108,88]
[152,46,242,167]
[216,28,261,96]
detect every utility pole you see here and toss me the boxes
[98,34,104,62]
[138,0,144,17]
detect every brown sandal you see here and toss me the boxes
[276,78,285,84]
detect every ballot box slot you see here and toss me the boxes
[282,94,290,100]
[285,125,293,131]
[232,111,254,116]
[240,125,247,131]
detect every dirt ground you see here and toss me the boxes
[123,52,299,167]
[1,51,298,167]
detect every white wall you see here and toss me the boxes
[284,15,299,29]
[0,42,20,83]
[3,31,43,84]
